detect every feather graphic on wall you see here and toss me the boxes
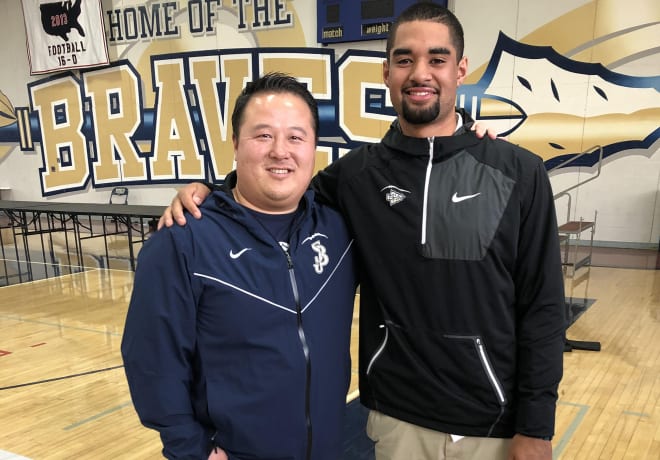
[0,91,16,128]
[461,21,659,168]
[0,91,18,163]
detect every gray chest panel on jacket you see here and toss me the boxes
[422,151,515,260]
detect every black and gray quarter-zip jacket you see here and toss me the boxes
[312,111,566,440]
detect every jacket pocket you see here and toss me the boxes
[366,323,389,376]
[444,334,507,407]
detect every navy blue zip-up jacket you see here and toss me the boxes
[121,174,357,459]
[312,114,565,440]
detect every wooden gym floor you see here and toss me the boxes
[0,251,659,459]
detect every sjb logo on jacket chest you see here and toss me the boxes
[311,240,329,274]
[302,233,330,274]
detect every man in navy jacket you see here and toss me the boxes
[121,73,357,460]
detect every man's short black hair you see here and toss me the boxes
[385,2,465,62]
[231,72,319,141]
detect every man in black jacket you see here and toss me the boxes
[160,3,565,460]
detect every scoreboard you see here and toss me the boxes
[317,0,448,44]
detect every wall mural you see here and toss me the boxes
[0,0,657,197]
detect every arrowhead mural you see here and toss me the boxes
[461,32,659,168]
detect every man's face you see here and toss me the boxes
[233,92,316,214]
[383,20,468,137]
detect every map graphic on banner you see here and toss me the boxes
[21,0,109,75]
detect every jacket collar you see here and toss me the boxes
[382,108,481,159]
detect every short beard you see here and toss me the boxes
[401,100,440,125]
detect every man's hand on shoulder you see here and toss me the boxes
[157,182,211,229]
[471,121,499,140]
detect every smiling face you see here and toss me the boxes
[232,91,316,214]
[383,20,468,138]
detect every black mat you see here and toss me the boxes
[566,297,596,326]
[565,297,600,352]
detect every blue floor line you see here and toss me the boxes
[63,401,132,431]
[553,401,589,459]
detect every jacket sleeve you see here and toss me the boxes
[121,227,210,458]
[513,160,566,439]
[311,161,342,208]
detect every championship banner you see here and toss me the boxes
[21,0,109,75]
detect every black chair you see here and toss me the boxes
[109,186,129,205]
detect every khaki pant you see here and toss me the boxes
[366,410,511,460]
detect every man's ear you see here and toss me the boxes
[382,59,390,88]
[457,56,468,86]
